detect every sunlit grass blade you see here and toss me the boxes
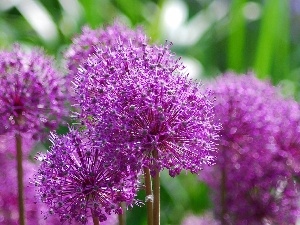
[16,0,58,45]
[147,0,164,42]
[254,0,282,80]
[272,1,290,83]
[78,0,105,27]
[228,0,246,72]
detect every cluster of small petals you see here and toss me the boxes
[65,21,146,76]
[270,97,300,175]
[181,213,220,225]
[0,45,66,139]
[200,73,300,224]
[33,128,139,224]
[75,39,220,176]
[0,147,118,225]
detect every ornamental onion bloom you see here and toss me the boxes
[0,45,66,139]
[65,21,146,76]
[271,97,300,176]
[200,73,300,224]
[0,144,117,225]
[33,128,140,224]
[74,37,220,176]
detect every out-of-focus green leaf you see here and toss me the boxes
[147,0,164,42]
[126,189,147,225]
[254,0,282,79]
[186,0,207,19]
[78,0,115,28]
[112,0,144,25]
[272,1,290,83]
[228,0,246,72]
[160,171,212,223]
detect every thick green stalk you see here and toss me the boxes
[228,0,246,72]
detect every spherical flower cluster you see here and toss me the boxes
[271,97,300,175]
[0,145,118,225]
[33,128,139,224]
[65,21,146,76]
[0,45,66,139]
[74,39,220,177]
[200,73,300,224]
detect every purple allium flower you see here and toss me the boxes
[33,128,139,224]
[0,45,66,139]
[0,137,119,225]
[271,97,300,176]
[200,73,300,225]
[0,145,119,225]
[181,213,220,225]
[74,38,219,177]
[65,21,146,77]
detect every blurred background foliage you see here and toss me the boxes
[0,0,300,224]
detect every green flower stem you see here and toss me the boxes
[118,202,126,225]
[16,133,26,225]
[221,149,227,225]
[153,150,160,225]
[144,167,153,225]
[93,216,100,225]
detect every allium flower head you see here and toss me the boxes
[0,45,66,138]
[65,21,146,76]
[34,128,139,224]
[200,73,300,224]
[75,38,219,176]
[0,140,118,225]
[271,97,300,175]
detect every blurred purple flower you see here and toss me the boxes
[74,37,220,177]
[33,128,139,224]
[200,73,300,224]
[271,97,300,176]
[0,135,61,224]
[0,133,34,156]
[291,0,300,14]
[181,213,220,225]
[0,45,66,139]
